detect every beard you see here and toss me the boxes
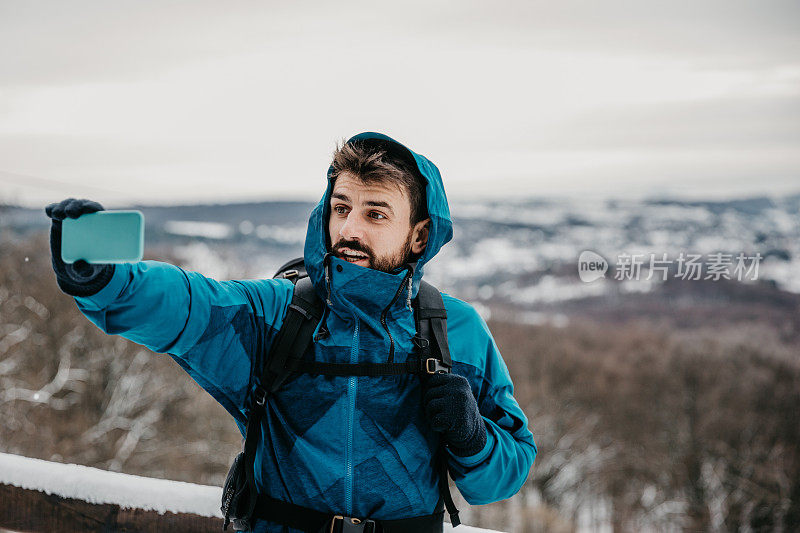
[331,229,414,273]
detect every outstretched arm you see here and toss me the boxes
[46,198,293,425]
[71,261,293,425]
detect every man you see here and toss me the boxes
[46,132,537,532]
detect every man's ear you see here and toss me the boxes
[411,218,431,255]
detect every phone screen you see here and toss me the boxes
[61,211,144,264]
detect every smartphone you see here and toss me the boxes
[61,210,144,264]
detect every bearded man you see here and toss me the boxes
[46,132,536,533]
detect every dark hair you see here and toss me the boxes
[330,138,428,224]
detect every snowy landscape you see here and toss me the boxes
[1,193,799,532]
[2,0,797,529]
[5,192,798,312]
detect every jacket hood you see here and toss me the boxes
[303,132,453,310]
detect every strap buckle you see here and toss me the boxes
[283,269,300,279]
[411,335,429,349]
[329,515,377,533]
[425,358,450,375]
[253,386,267,407]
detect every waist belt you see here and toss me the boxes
[251,494,445,533]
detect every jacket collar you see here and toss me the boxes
[321,254,416,320]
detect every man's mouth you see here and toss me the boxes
[338,248,370,263]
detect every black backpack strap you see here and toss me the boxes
[247,276,321,415]
[435,449,460,528]
[261,277,323,393]
[414,281,461,528]
[235,276,323,529]
[414,281,452,373]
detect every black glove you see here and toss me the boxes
[422,372,488,457]
[45,198,116,297]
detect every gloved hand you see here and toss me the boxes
[422,372,488,457]
[45,198,115,297]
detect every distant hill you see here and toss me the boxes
[3,193,798,326]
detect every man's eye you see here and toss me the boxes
[334,205,348,215]
[369,212,386,220]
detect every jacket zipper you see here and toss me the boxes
[345,317,359,516]
[382,269,412,363]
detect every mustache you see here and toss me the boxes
[331,239,374,258]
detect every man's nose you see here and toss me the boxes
[339,212,366,241]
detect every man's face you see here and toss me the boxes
[328,172,429,272]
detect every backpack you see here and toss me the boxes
[221,258,460,532]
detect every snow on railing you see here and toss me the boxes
[0,452,502,532]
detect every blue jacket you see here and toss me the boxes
[73,132,536,532]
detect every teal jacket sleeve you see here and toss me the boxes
[442,295,537,505]
[72,260,294,426]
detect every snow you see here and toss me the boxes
[0,452,224,517]
[165,220,233,239]
[239,220,254,235]
[761,256,800,293]
[505,276,610,304]
[253,224,306,244]
[443,237,541,280]
[173,241,238,280]
[0,452,502,532]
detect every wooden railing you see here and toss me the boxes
[0,484,221,532]
[0,452,225,532]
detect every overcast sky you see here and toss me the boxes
[1,0,798,207]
